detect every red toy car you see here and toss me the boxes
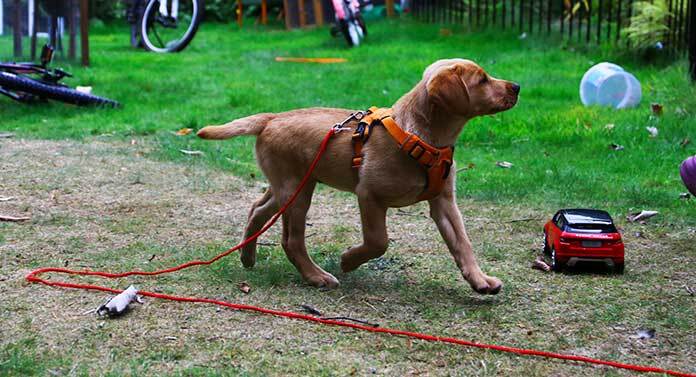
[543,209,625,273]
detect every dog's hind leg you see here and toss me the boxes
[278,181,340,288]
[240,189,278,268]
[340,196,389,272]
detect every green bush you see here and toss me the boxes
[204,0,238,22]
[88,0,236,22]
[89,0,127,21]
[623,0,671,50]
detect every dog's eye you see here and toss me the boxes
[478,76,488,85]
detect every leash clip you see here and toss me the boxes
[332,110,368,133]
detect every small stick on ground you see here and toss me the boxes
[0,197,15,202]
[257,241,277,247]
[396,209,426,218]
[0,214,30,222]
[507,217,538,223]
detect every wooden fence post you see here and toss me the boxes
[690,0,695,81]
[386,0,395,17]
[80,0,89,66]
[13,0,22,57]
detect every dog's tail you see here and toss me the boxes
[196,113,276,140]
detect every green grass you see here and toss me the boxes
[1,19,694,223]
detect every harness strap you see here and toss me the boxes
[352,107,454,202]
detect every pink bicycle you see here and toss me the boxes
[329,0,368,47]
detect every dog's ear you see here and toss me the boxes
[426,64,471,115]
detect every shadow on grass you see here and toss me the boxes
[199,244,500,309]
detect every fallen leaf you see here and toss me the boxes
[651,103,663,116]
[456,162,476,173]
[238,282,251,294]
[532,256,550,272]
[0,215,31,222]
[439,28,452,36]
[636,329,656,340]
[610,143,624,151]
[175,128,193,136]
[679,138,690,148]
[300,304,322,316]
[675,107,689,117]
[496,161,513,168]
[49,190,59,203]
[179,149,204,156]
[76,86,92,94]
[646,126,659,138]
[627,210,659,223]
[604,123,615,131]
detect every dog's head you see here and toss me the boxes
[423,59,519,117]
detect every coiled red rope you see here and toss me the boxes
[26,129,694,377]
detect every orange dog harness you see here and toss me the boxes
[351,107,454,202]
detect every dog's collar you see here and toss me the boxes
[351,107,454,202]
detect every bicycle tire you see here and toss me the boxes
[140,0,204,53]
[356,13,367,37]
[339,20,357,47]
[0,72,119,107]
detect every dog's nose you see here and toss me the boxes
[511,83,521,95]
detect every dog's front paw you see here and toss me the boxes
[471,275,503,295]
[306,272,340,289]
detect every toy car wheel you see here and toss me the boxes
[615,263,624,274]
[543,231,550,255]
[550,247,563,272]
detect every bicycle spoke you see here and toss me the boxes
[152,25,165,48]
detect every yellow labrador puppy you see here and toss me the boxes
[198,59,519,294]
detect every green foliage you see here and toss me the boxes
[204,0,239,22]
[623,0,671,50]
[89,0,127,21]
[87,0,237,22]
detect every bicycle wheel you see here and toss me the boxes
[356,13,367,37]
[0,72,120,107]
[340,19,360,46]
[140,0,204,53]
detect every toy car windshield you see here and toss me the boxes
[562,209,618,234]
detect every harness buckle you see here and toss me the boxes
[332,110,368,133]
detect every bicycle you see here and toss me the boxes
[0,45,119,107]
[126,0,205,53]
[330,0,368,47]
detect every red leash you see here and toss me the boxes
[26,128,694,377]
